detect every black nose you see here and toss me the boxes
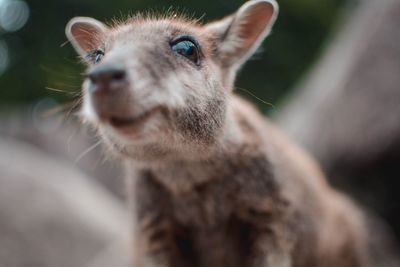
[87,64,127,89]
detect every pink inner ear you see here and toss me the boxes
[71,23,101,53]
[238,3,274,53]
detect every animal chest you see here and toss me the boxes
[167,179,254,267]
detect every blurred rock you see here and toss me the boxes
[0,137,130,267]
[277,0,400,241]
[0,110,125,199]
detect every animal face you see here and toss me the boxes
[66,0,278,164]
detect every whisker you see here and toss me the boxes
[45,86,76,95]
[64,98,82,119]
[67,124,81,154]
[197,12,206,23]
[60,39,70,47]
[75,140,103,164]
[40,102,70,118]
[91,147,110,172]
[236,87,276,110]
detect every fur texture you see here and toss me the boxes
[65,1,388,266]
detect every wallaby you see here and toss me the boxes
[65,1,397,266]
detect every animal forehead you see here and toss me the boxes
[108,20,204,46]
[100,20,210,82]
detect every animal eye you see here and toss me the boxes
[87,49,105,64]
[94,49,105,63]
[171,38,199,65]
[95,51,104,63]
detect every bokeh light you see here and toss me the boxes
[0,0,29,32]
[0,0,29,76]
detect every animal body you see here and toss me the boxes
[65,1,396,266]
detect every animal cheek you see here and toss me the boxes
[157,75,188,108]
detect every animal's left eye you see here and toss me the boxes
[171,37,199,65]
[87,49,105,64]
[94,49,105,63]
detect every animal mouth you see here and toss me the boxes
[108,107,162,128]
[110,116,138,128]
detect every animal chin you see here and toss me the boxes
[107,107,162,129]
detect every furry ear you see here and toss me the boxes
[205,0,278,69]
[65,17,107,59]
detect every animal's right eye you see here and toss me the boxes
[87,49,105,64]
[170,36,200,65]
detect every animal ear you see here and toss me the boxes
[205,0,278,69]
[65,17,107,59]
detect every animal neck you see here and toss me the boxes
[127,106,262,194]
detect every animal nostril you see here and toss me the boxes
[87,64,127,86]
[111,69,126,81]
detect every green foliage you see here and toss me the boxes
[0,0,345,111]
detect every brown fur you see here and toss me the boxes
[65,1,386,266]
[124,96,370,267]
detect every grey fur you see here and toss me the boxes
[65,1,394,267]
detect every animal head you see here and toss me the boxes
[66,0,278,165]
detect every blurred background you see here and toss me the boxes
[0,0,348,108]
[0,0,399,266]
